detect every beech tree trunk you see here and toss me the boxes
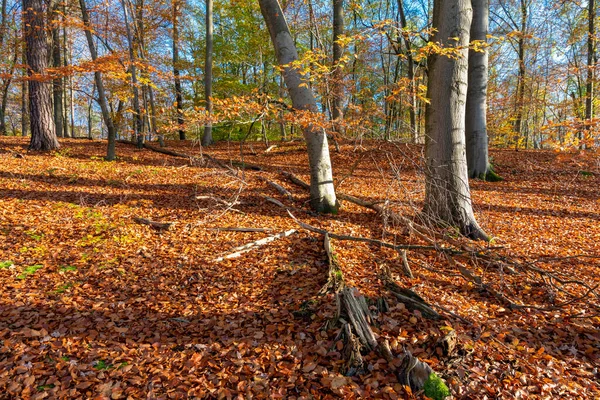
[513,0,527,149]
[23,0,59,150]
[397,0,418,142]
[465,0,490,178]
[80,0,117,159]
[202,0,213,146]
[51,1,64,138]
[424,0,488,241]
[120,0,143,147]
[173,0,185,140]
[21,27,28,137]
[259,0,339,213]
[585,0,595,147]
[331,0,344,134]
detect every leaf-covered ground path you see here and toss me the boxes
[0,137,598,399]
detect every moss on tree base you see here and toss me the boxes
[423,372,450,400]
[480,169,503,182]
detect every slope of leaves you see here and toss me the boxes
[0,137,598,399]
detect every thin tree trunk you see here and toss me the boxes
[424,0,487,241]
[21,28,28,137]
[80,0,118,159]
[51,1,64,138]
[331,0,344,134]
[88,82,96,139]
[259,0,339,213]
[120,0,143,147]
[173,0,185,140]
[585,0,595,148]
[62,6,70,138]
[465,0,490,179]
[23,0,59,150]
[397,0,417,141]
[513,0,527,150]
[202,0,213,146]
[0,3,14,136]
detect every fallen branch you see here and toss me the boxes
[133,217,173,231]
[258,176,293,200]
[286,210,438,252]
[213,229,297,262]
[400,250,414,279]
[207,227,273,233]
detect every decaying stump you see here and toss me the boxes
[319,236,447,395]
[319,233,345,295]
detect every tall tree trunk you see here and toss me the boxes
[465,0,490,179]
[88,82,96,139]
[80,0,118,159]
[397,0,418,142]
[173,0,185,140]
[21,27,28,137]
[62,6,70,138]
[23,0,59,150]
[513,0,527,150]
[51,1,64,138]
[202,0,213,146]
[120,0,143,147]
[331,0,344,134]
[585,0,595,147]
[259,0,339,214]
[0,42,16,135]
[424,0,487,241]
[0,0,13,136]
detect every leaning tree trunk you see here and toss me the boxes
[80,0,117,159]
[259,0,339,213]
[424,0,488,241]
[23,0,59,150]
[465,0,490,179]
[202,0,213,146]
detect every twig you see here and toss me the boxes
[286,210,440,252]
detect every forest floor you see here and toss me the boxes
[0,137,598,399]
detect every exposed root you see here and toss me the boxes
[380,267,441,320]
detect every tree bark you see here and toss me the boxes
[331,0,344,134]
[51,1,64,138]
[397,0,418,142]
[259,0,339,213]
[23,0,59,150]
[424,0,488,241]
[21,24,28,137]
[513,0,527,150]
[173,0,185,140]
[202,0,213,146]
[465,0,490,178]
[120,0,143,147]
[80,0,118,159]
[585,0,595,147]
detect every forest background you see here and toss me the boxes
[0,0,599,398]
